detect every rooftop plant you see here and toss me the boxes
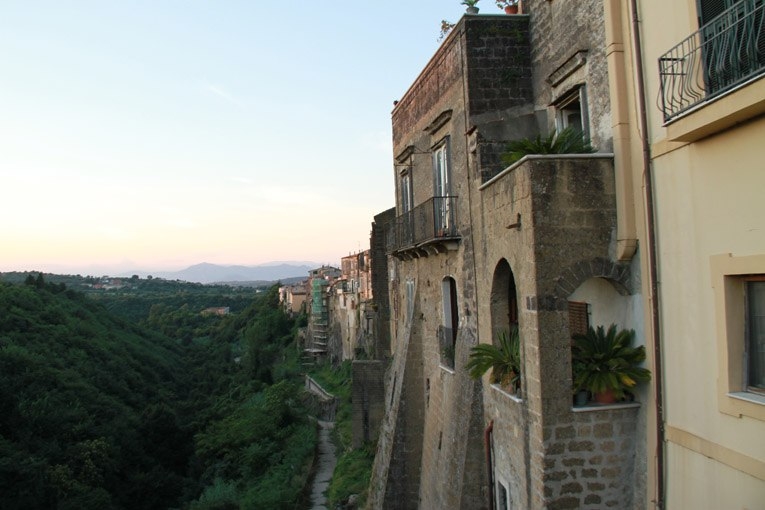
[500,127,596,166]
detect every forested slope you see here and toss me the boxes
[0,278,316,510]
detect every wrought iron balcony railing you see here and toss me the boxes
[388,196,459,252]
[659,0,765,122]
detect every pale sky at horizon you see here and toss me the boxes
[0,1,487,275]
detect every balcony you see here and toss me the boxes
[388,196,460,259]
[659,0,765,122]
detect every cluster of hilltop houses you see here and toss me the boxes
[285,1,765,508]
[279,253,376,362]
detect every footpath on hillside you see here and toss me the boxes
[305,376,338,510]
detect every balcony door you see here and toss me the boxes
[697,0,765,95]
[433,138,451,235]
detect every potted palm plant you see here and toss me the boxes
[466,327,521,395]
[501,127,596,166]
[462,0,480,14]
[571,324,651,404]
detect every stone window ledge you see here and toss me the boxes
[571,402,640,413]
[439,365,455,375]
[491,383,523,403]
[729,391,765,406]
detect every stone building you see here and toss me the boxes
[279,282,307,316]
[332,250,375,360]
[368,2,652,509]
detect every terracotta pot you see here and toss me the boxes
[505,5,518,14]
[594,389,616,404]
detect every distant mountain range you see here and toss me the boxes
[119,262,318,284]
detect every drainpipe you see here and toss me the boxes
[484,420,495,510]
[629,1,665,508]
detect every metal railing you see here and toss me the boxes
[389,196,459,251]
[659,0,765,122]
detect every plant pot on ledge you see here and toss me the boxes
[504,5,518,14]
[593,389,616,404]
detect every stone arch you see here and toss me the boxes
[490,259,519,344]
[554,257,632,300]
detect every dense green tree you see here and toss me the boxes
[0,280,315,509]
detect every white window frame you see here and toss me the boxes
[432,137,452,233]
[400,170,413,214]
[554,86,590,139]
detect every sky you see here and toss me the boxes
[0,1,491,275]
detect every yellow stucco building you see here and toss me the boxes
[610,0,765,507]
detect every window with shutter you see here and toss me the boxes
[697,0,735,26]
[568,301,590,338]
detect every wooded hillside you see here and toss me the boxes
[0,277,315,509]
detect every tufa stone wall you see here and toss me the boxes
[542,405,640,509]
[371,208,395,359]
[352,360,386,448]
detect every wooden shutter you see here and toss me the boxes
[568,301,589,338]
[697,0,734,26]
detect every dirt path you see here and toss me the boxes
[308,419,337,509]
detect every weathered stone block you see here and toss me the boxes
[584,494,602,505]
[544,470,569,482]
[562,457,585,467]
[568,440,595,452]
[548,496,582,510]
[556,425,576,439]
[561,482,583,494]
[593,422,614,438]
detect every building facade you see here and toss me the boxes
[633,0,765,507]
[367,1,765,508]
[367,2,656,508]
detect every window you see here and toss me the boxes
[568,301,590,338]
[433,138,453,235]
[400,171,413,215]
[746,279,765,393]
[554,86,589,138]
[399,171,415,246]
[496,478,511,510]
[697,0,737,26]
[405,278,415,325]
[711,253,765,421]
[440,276,458,369]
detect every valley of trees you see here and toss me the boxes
[0,274,319,509]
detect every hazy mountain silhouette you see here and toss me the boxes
[121,262,316,284]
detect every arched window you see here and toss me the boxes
[490,259,518,344]
[440,276,458,368]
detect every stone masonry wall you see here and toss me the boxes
[543,406,640,509]
[352,360,386,449]
[472,156,632,509]
[371,208,395,359]
[464,16,536,183]
[525,0,612,150]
